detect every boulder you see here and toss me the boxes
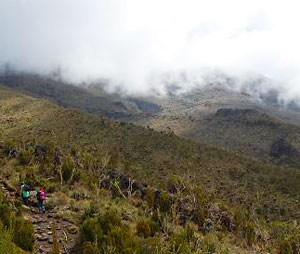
[270,137,300,158]
[8,148,19,158]
[34,144,48,158]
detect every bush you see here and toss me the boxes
[45,191,69,210]
[13,217,35,252]
[0,228,25,254]
[194,186,208,205]
[243,221,256,246]
[201,234,218,254]
[158,192,172,213]
[270,221,300,254]
[278,239,294,254]
[233,207,249,232]
[136,220,151,238]
[0,198,13,228]
[0,192,34,252]
[79,208,139,254]
[18,148,34,166]
[170,228,191,253]
[62,156,74,182]
[148,218,160,236]
[166,174,185,193]
[192,206,207,228]
[81,217,103,242]
[145,188,155,208]
[23,166,38,188]
[82,242,98,254]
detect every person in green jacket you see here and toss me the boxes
[21,182,30,206]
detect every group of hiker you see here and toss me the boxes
[20,182,46,213]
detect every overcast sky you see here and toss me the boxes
[1,0,300,97]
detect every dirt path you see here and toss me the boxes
[1,183,78,254]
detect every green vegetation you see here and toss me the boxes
[145,107,300,168]
[1,86,300,253]
[0,191,34,253]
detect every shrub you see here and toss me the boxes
[243,221,256,246]
[194,186,208,205]
[62,156,74,182]
[201,234,218,254]
[270,221,300,254]
[81,202,102,221]
[23,166,38,188]
[79,208,139,254]
[111,180,122,199]
[45,192,69,211]
[0,228,25,254]
[0,192,34,252]
[0,198,13,228]
[233,207,249,232]
[145,188,155,208]
[82,242,98,254]
[158,192,172,213]
[278,239,294,254]
[136,220,151,238]
[81,218,103,242]
[170,228,191,253]
[18,148,34,166]
[192,206,207,228]
[148,218,160,236]
[166,174,184,193]
[13,217,35,252]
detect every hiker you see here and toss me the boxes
[36,187,46,214]
[20,182,30,206]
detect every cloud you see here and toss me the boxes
[1,0,300,98]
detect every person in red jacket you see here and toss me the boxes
[36,188,46,213]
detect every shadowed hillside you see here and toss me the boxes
[0,72,140,119]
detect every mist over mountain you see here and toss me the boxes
[3,1,300,253]
[1,0,300,102]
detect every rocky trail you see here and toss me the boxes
[1,181,79,254]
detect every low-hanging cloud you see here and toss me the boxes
[1,0,300,100]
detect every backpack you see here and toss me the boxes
[22,184,30,191]
[37,190,46,201]
[22,190,30,198]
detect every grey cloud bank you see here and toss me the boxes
[1,0,300,100]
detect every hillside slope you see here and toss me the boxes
[1,85,300,219]
[2,86,300,252]
[134,85,300,166]
[2,72,300,167]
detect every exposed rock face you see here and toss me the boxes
[215,108,274,125]
[221,211,236,232]
[270,138,300,158]
[215,108,260,120]
[214,108,281,130]
[34,145,48,158]
[8,148,19,158]
[128,98,162,114]
[103,170,148,198]
[103,169,236,233]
